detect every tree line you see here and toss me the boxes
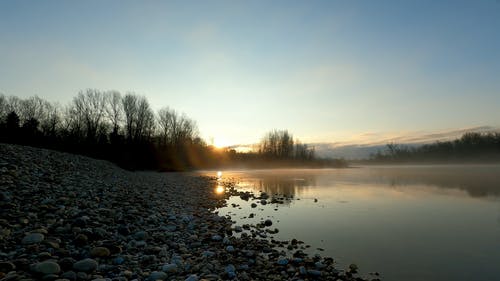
[370,132,500,163]
[258,129,315,160]
[0,90,212,170]
[0,91,344,170]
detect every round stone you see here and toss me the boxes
[22,233,45,244]
[277,257,288,265]
[264,219,272,227]
[134,230,147,241]
[185,274,199,281]
[308,269,321,276]
[34,261,61,275]
[149,271,167,280]
[161,263,178,273]
[73,258,98,273]
[211,234,222,241]
[90,247,111,257]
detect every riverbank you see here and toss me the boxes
[0,143,372,281]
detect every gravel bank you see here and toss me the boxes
[0,144,373,281]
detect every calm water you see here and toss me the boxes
[202,165,500,281]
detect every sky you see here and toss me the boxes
[1,0,499,148]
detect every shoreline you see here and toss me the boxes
[0,143,373,281]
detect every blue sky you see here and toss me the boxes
[1,0,499,147]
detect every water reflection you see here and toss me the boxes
[217,165,500,200]
[215,185,225,195]
[207,165,500,281]
[213,171,226,195]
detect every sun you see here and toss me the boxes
[213,137,231,149]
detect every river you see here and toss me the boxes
[201,165,500,281]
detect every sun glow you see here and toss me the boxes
[215,185,225,194]
[213,137,232,149]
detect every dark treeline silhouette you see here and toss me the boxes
[251,129,345,168]
[0,91,345,170]
[369,132,500,163]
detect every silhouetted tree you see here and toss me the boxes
[105,90,123,140]
[71,89,107,143]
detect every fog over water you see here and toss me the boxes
[204,165,500,281]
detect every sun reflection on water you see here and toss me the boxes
[215,185,225,194]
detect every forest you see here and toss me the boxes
[370,132,500,163]
[0,90,337,170]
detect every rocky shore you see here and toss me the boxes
[0,144,374,281]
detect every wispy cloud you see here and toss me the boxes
[314,126,500,149]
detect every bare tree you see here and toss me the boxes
[18,96,45,124]
[122,93,155,143]
[122,93,138,142]
[259,129,294,158]
[39,101,62,137]
[0,94,7,121]
[156,107,198,146]
[105,90,123,135]
[134,96,155,142]
[71,89,107,142]
[6,96,21,114]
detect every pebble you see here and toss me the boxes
[73,258,98,273]
[149,271,167,280]
[277,257,288,265]
[90,247,111,257]
[202,250,215,258]
[211,234,222,241]
[161,263,178,273]
[225,264,236,279]
[33,261,61,275]
[22,233,45,244]
[113,257,125,265]
[134,231,147,241]
[61,271,76,281]
[184,274,199,281]
[299,266,307,275]
[308,269,322,276]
